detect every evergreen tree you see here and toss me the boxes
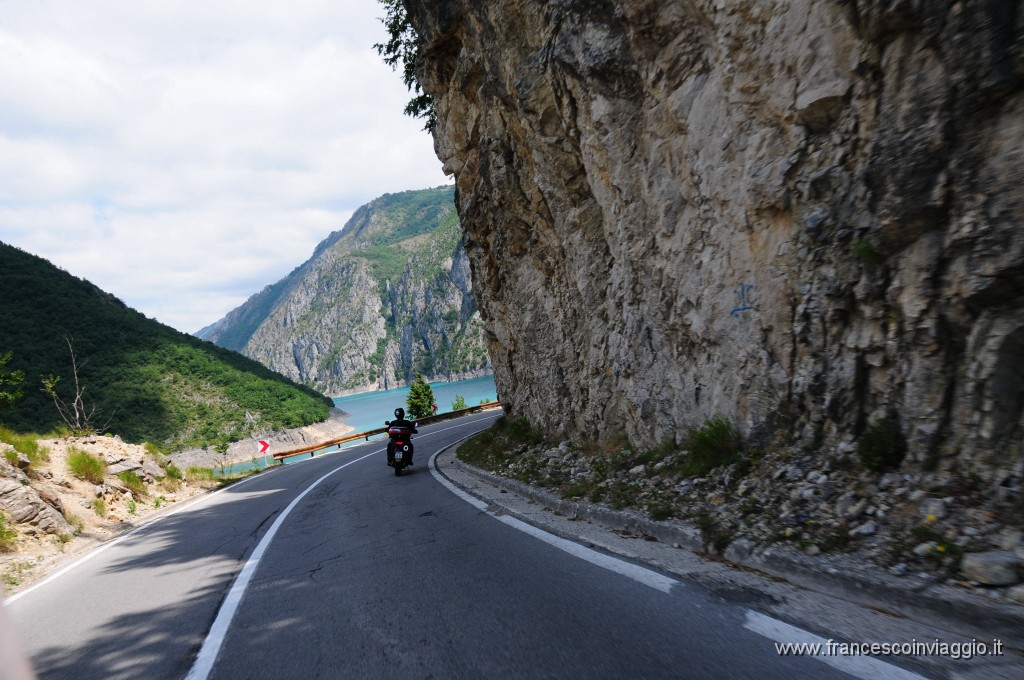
[406,374,435,419]
[451,394,467,410]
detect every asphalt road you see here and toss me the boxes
[7,411,927,679]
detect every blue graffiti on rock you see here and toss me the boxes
[730,281,756,319]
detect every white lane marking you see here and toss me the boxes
[187,416,502,678]
[743,610,928,680]
[5,470,268,605]
[185,449,378,680]
[494,513,676,593]
[429,442,676,594]
[6,412,499,605]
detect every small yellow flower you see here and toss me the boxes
[936,545,946,553]
[926,514,938,523]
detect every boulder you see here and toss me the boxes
[848,520,876,537]
[108,461,143,476]
[140,459,166,480]
[36,486,65,515]
[961,551,1020,586]
[919,498,947,520]
[0,477,72,536]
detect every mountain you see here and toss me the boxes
[0,242,333,449]
[197,185,490,395]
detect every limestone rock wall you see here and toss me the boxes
[199,187,491,396]
[406,0,1024,483]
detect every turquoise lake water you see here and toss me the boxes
[331,374,498,434]
[220,374,497,474]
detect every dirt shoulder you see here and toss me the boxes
[1,435,226,598]
[1,409,354,598]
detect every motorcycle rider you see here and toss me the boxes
[386,407,418,466]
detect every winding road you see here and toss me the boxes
[7,411,936,679]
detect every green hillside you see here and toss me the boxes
[0,242,333,449]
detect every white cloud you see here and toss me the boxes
[0,1,449,334]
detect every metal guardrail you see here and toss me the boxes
[271,400,502,462]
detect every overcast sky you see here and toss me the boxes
[0,1,450,334]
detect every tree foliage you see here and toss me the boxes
[451,394,467,410]
[374,0,436,131]
[406,373,435,419]
[0,351,24,412]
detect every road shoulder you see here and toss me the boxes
[434,443,1024,680]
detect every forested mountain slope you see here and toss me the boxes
[0,242,332,449]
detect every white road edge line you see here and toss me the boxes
[185,449,378,680]
[428,432,676,594]
[431,430,927,679]
[743,610,928,680]
[5,413,498,606]
[4,468,270,605]
[185,413,502,679]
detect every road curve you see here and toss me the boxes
[8,411,924,679]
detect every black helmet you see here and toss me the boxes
[394,407,405,420]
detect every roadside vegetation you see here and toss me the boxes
[406,374,436,419]
[455,409,1016,591]
[66,447,107,484]
[458,415,758,548]
[0,427,278,595]
[0,427,50,466]
[0,513,17,552]
[459,416,745,514]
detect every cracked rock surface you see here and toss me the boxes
[407,0,1024,493]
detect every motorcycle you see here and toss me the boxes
[385,420,416,476]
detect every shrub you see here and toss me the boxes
[165,463,183,481]
[0,428,48,465]
[458,417,545,469]
[65,514,84,535]
[67,447,107,484]
[91,498,107,517]
[0,513,17,552]
[186,466,216,482]
[117,471,147,498]
[694,511,733,552]
[676,418,743,478]
[451,395,467,410]
[853,239,883,266]
[857,417,907,472]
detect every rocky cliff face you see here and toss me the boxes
[406,1,1023,486]
[198,186,490,395]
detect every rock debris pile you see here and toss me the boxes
[477,436,1024,604]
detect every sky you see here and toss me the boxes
[0,1,450,334]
